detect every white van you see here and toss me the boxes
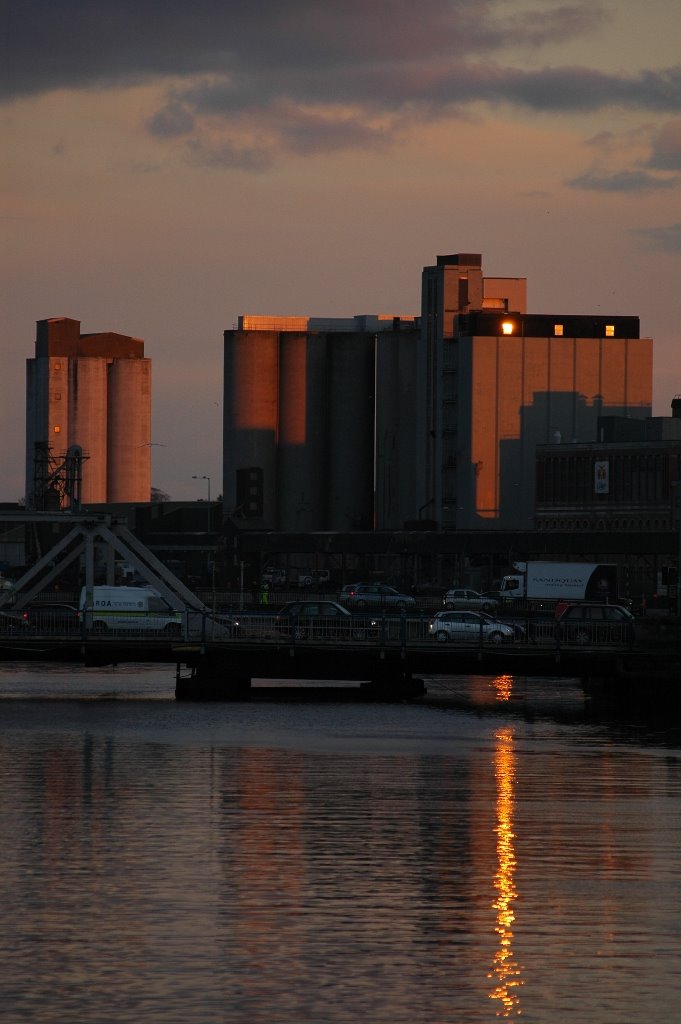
[79,586,183,635]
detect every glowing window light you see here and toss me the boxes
[501,321,514,335]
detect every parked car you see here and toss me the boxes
[428,610,516,644]
[261,567,287,586]
[557,603,635,645]
[275,600,378,640]
[0,609,25,634]
[339,583,415,611]
[442,588,500,612]
[298,569,331,587]
[480,610,526,641]
[20,602,81,634]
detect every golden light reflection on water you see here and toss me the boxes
[494,674,514,702]
[488,722,524,1016]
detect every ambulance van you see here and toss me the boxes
[79,586,183,634]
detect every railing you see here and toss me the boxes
[0,607,638,651]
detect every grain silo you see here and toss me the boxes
[223,330,280,523]
[107,357,152,502]
[277,332,329,531]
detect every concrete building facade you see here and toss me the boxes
[223,316,418,531]
[534,397,681,533]
[419,254,653,530]
[26,317,151,506]
[223,253,653,533]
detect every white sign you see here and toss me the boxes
[594,460,609,494]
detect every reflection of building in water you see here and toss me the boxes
[488,723,524,1016]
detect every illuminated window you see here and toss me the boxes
[54,362,61,370]
[53,425,61,433]
[501,321,514,335]
[605,324,615,337]
[554,324,563,336]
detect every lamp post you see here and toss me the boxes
[192,475,213,605]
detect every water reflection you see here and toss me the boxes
[489,678,523,1016]
[494,674,514,703]
[1,676,681,1022]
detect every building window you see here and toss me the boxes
[605,325,615,337]
[554,324,564,336]
[54,362,61,370]
[53,425,61,433]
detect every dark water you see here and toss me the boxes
[1,664,680,1023]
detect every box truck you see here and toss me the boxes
[498,562,620,606]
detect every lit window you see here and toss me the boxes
[501,321,514,335]
[53,425,61,433]
[554,324,564,336]
[54,362,61,370]
[605,324,615,337]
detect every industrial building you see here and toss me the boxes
[223,253,654,532]
[25,317,151,507]
[419,253,653,530]
[535,396,681,533]
[223,315,419,532]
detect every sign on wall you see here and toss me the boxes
[594,460,609,494]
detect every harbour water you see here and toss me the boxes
[1,663,680,1023]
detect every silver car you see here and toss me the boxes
[442,588,500,612]
[339,583,416,610]
[429,610,515,644]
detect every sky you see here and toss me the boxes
[2,0,680,503]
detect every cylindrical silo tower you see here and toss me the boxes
[223,330,279,525]
[107,357,152,502]
[68,357,109,503]
[277,332,329,531]
[326,334,375,530]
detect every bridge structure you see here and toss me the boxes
[0,510,678,707]
[0,619,678,707]
[0,510,208,618]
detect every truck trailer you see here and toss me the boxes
[499,561,620,606]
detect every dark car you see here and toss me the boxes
[0,609,25,634]
[275,600,377,640]
[339,583,415,611]
[21,602,81,634]
[557,603,635,645]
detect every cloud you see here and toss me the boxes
[0,1,608,102]
[567,168,680,192]
[632,222,681,253]
[647,119,681,170]
[146,100,195,138]
[566,121,681,194]
[186,138,273,172]
[5,1,681,165]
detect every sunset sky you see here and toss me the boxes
[2,0,680,503]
